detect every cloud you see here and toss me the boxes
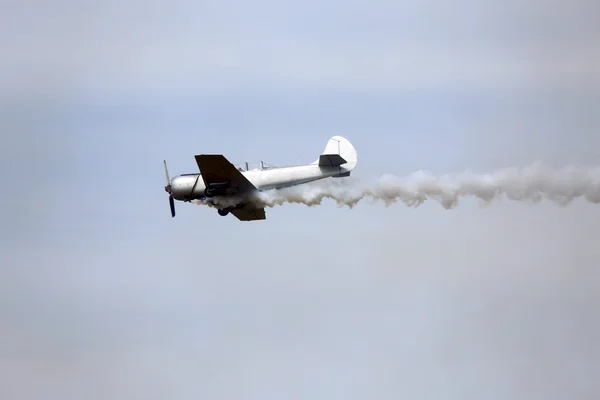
[2,0,599,103]
[2,202,599,399]
[1,1,599,399]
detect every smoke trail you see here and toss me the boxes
[246,162,600,209]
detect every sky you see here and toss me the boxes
[1,1,600,399]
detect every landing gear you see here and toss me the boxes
[217,208,230,216]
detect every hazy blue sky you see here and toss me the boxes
[1,1,599,399]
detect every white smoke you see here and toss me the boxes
[195,162,600,210]
[248,162,600,209]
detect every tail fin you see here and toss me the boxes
[312,136,358,176]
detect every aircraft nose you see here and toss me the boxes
[170,177,180,197]
[169,175,194,200]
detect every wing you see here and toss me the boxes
[230,204,266,221]
[194,154,257,193]
[195,155,265,221]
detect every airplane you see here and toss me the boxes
[163,136,358,221]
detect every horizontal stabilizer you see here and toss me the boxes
[332,171,350,178]
[318,154,347,167]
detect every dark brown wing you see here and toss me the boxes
[230,204,266,221]
[194,154,257,193]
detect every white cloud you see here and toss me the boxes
[1,0,599,102]
[2,201,599,399]
[1,1,600,399]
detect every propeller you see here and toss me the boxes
[164,160,176,217]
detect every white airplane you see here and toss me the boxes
[163,136,357,221]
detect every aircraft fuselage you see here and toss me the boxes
[169,164,348,202]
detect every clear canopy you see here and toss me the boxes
[232,161,277,171]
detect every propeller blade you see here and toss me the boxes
[164,160,175,217]
[163,160,171,188]
[169,195,176,218]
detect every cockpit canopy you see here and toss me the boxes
[180,160,277,177]
[233,161,277,172]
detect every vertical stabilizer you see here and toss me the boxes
[312,136,358,174]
